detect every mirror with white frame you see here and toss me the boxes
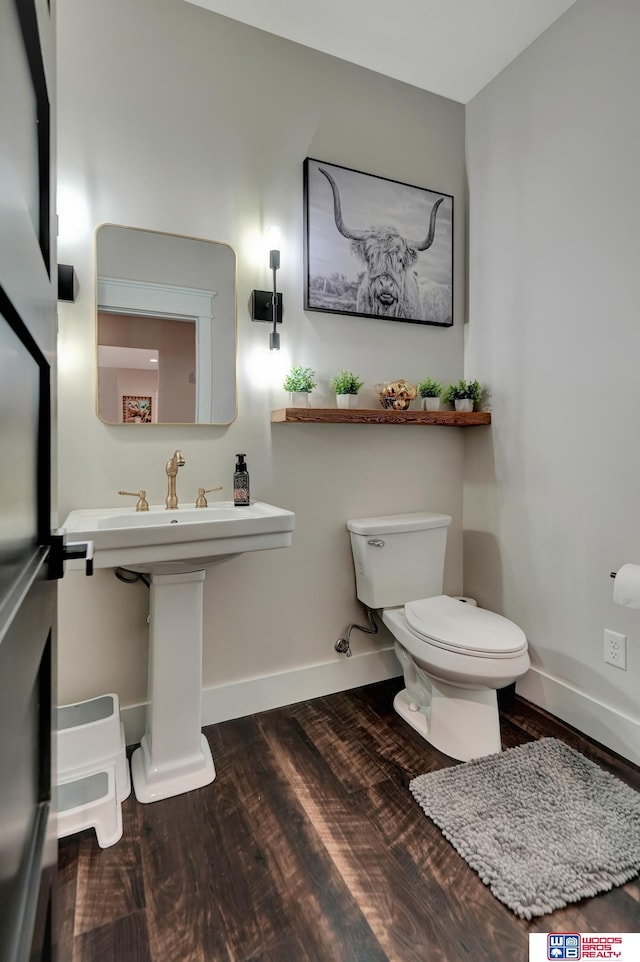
[96,225,237,425]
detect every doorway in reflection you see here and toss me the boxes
[97,311,196,423]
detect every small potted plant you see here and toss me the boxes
[443,378,482,412]
[330,370,364,408]
[417,377,443,412]
[283,365,317,407]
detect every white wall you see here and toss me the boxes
[56,0,467,733]
[464,0,640,762]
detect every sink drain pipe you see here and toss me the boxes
[334,604,378,657]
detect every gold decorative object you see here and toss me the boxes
[375,380,418,411]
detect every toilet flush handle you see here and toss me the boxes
[368,539,385,548]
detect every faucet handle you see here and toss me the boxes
[195,486,223,508]
[118,489,149,511]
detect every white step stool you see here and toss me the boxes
[55,693,130,848]
[57,766,122,848]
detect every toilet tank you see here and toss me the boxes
[347,512,452,609]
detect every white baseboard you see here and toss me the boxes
[517,666,640,766]
[121,646,401,747]
[121,656,640,767]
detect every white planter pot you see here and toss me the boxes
[336,394,358,409]
[290,392,309,408]
[454,398,473,412]
[423,397,441,411]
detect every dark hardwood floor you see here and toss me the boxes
[55,679,640,962]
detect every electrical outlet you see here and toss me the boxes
[604,629,627,670]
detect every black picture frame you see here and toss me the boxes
[304,158,453,327]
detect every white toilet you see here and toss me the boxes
[347,511,529,762]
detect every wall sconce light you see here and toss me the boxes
[250,249,283,350]
[58,263,78,302]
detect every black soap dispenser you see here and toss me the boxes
[233,454,250,506]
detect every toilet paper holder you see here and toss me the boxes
[610,564,640,609]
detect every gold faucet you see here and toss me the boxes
[118,489,149,511]
[195,485,223,508]
[165,450,185,509]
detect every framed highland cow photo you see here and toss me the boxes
[303,158,453,327]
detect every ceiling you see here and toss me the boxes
[185,0,577,104]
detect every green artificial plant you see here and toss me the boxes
[283,365,317,393]
[443,379,482,405]
[417,377,443,399]
[330,370,364,395]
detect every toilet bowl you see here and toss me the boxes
[347,512,529,762]
[382,599,529,761]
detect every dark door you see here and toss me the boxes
[0,1,57,960]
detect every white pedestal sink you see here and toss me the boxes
[130,568,214,802]
[62,501,295,802]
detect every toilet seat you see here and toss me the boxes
[404,595,527,659]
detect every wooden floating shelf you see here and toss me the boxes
[271,407,491,427]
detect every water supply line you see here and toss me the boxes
[115,567,150,589]
[115,568,153,624]
[334,604,378,657]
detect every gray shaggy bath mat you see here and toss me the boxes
[409,737,640,919]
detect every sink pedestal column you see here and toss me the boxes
[131,569,215,803]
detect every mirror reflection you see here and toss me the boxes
[96,225,237,425]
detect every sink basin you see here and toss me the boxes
[62,500,295,573]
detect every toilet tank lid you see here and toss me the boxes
[347,512,452,536]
